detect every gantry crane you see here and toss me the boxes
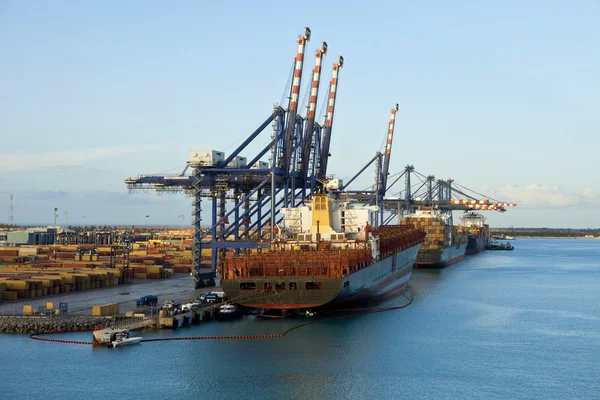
[125,28,345,288]
[377,167,517,225]
[341,104,401,225]
[317,56,343,180]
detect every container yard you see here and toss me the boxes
[0,231,216,305]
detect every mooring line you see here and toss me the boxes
[29,294,413,345]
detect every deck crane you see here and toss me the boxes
[317,56,343,180]
[299,41,327,182]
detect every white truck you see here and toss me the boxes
[162,300,175,311]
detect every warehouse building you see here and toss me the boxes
[7,227,59,245]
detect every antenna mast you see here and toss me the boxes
[9,194,14,225]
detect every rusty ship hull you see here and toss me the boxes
[221,242,422,310]
[466,235,488,254]
[414,242,467,268]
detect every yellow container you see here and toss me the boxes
[23,305,33,315]
[92,303,119,316]
[2,280,29,290]
[38,276,65,285]
[3,291,17,300]
[33,279,54,288]
[134,273,147,279]
[147,266,163,274]
[46,302,54,310]
[60,275,77,284]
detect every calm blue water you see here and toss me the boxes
[1,239,599,400]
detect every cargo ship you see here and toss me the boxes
[401,208,468,268]
[221,191,426,310]
[460,212,490,254]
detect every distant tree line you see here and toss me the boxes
[0,224,18,229]
[67,225,123,233]
[491,228,600,237]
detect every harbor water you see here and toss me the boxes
[1,239,598,399]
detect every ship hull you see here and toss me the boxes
[466,236,488,254]
[414,242,467,268]
[221,243,422,310]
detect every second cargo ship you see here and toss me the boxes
[401,208,468,268]
[460,212,490,254]
[221,189,426,310]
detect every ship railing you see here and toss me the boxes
[222,250,374,280]
[222,232,426,281]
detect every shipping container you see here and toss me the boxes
[2,291,17,300]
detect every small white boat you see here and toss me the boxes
[110,331,143,348]
[218,304,241,320]
[294,309,316,317]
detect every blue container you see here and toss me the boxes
[59,302,68,314]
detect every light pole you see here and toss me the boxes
[53,208,58,246]
[53,207,58,254]
[145,215,150,238]
[82,215,86,244]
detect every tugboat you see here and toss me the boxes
[486,241,514,251]
[111,331,143,348]
[218,304,241,320]
[98,329,143,348]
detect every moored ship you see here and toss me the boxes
[401,208,468,268]
[460,212,490,254]
[221,191,426,310]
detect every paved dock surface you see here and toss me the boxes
[0,274,218,316]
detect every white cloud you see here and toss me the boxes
[0,144,170,172]
[484,184,600,208]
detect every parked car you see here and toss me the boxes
[194,294,207,303]
[192,300,203,308]
[162,300,175,310]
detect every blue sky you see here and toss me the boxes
[1,1,599,228]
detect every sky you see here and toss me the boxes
[1,1,599,228]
